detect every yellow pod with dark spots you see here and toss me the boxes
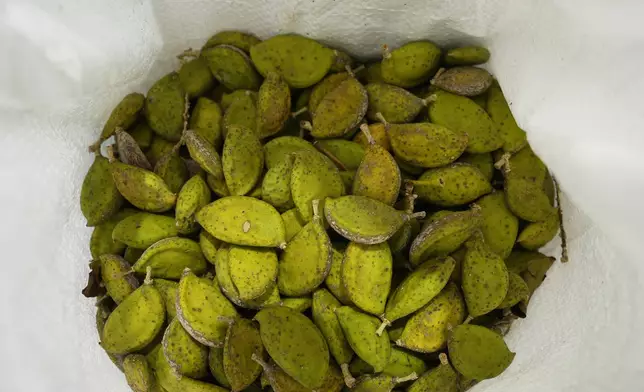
[145,72,186,142]
[257,72,291,139]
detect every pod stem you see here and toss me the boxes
[402,182,416,214]
[351,64,366,75]
[251,353,269,370]
[430,67,446,85]
[554,177,569,263]
[291,106,308,118]
[341,363,356,388]
[217,316,236,325]
[182,93,191,132]
[394,372,418,384]
[439,353,450,366]
[177,48,200,60]
[375,112,390,128]
[375,318,391,336]
[494,152,512,170]
[345,65,355,78]
[359,123,376,146]
[313,141,348,171]
[88,140,102,154]
[463,315,473,325]
[105,144,117,163]
[311,199,321,222]
[382,44,392,60]
[144,266,153,285]
[408,211,426,221]
[278,242,287,250]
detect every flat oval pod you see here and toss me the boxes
[486,81,527,153]
[146,137,175,167]
[123,247,144,264]
[176,175,212,235]
[352,124,401,205]
[209,347,231,388]
[123,354,155,392]
[431,67,493,96]
[250,34,334,89]
[177,270,239,347]
[410,163,492,206]
[132,237,206,279]
[365,83,425,123]
[179,57,215,99]
[183,130,223,180]
[90,208,138,259]
[222,91,257,135]
[312,289,354,371]
[155,347,229,392]
[457,152,494,181]
[335,307,390,373]
[278,200,332,296]
[145,72,186,142]
[206,173,230,197]
[281,297,312,313]
[311,77,368,139]
[324,248,352,305]
[263,136,318,169]
[115,128,152,170]
[190,97,223,149]
[475,192,519,259]
[113,212,179,249]
[229,245,278,301]
[98,92,145,143]
[100,254,139,304]
[428,90,502,153]
[110,160,177,212]
[447,324,515,380]
[309,72,351,113]
[81,154,124,226]
[315,139,365,171]
[505,177,556,222]
[444,46,490,66]
[290,151,344,222]
[504,145,547,182]
[281,208,306,242]
[517,212,559,249]
[330,49,355,72]
[350,347,427,378]
[253,357,311,392]
[129,122,153,150]
[342,241,392,316]
[203,31,261,53]
[223,318,265,391]
[353,123,390,152]
[199,231,221,265]
[381,41,442,88]
[498,271,530,309]
[101,284,166,355]
[461,234,510,317]
[154,147,189,194]
[202,45,261,91]
[262,156,295,212]
[162,318,209,378]
[396,283,466,353]
[153,279,178,319]
[255,306,330,388]
[257,72,291,138]
[388,123,467,168]
[222,125,264,195]
[407,354,458,392]
[196,196,286,248]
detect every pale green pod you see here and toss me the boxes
[229,245,278,301]
[407,354,458,392]
[476,192,519,259]
[100,255,139,304]
[255,306,330,388]
[95,303,125,371]
[309,72,351,113]
[381,41,441,88]
[98,93,145,142]
[128,122,153,151]
[365,83,425,123]
[203,31,261,53]
[264,136,318,169]
[461,234,510,317]
[111,160,177,212]
[486,81,527,153]
[278,200,332,296]
[281,297,313,313]
[505,177,556,222]
[175,175,211,235]
[179,57,216,99]
[222,90,257,135]
[335,307,390,373]
[257,72,291,139]
[145,72,186,142]
[504,146,547,182]
[444,46,490,66]
[290,151,344,222]
[206,173,230,197]
[281,208,307,242]
[396,283,466,353]
[223,318,265,392]
[388,123,468,168]
[177,270,239,347]
[90,208,138,259]
[155,347,228,392]
[410,163,492,206]
[457,153,494,181]
[352,374,418,392]
[221,90,252,112]
[196,196,286,248]
[153,279,178,319]
[199,231,221,265]
[428,90,502,154]
[315,139,365,171]
[250,34,335,88]
[162,318,209,378]
[222,125,264,195]
[81,155,124,226]
[431,67,493,97]
[447,324,515,380]
[154,148,189,194]
[498,272,530,309]
[112,212,179,249]
[310,77,368,139]
[342,241,392,316]
[339,171,356,195]
[312,289,354,367]
[349,347,427,378]
[189,97,223,150]
[115,128,153,170]
[185,129,224,180]
[132,237,207,279]
[325,248,352,305]
[123,354,155,392]
[209,347,231,388]
[517,212,560,249]
[202,45,261,91]
[353,123,391,151]
[262,156,295,212]
[146,137,175,167]
[101,284,166,355]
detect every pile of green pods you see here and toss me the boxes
[81,32,562,392]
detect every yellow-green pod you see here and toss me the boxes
[342,241,392,316]
[263,136,318,169]
[153,279,178,319]
[309,72,351,113]
[324,247,352,306]
[349,347,427,378]
[517,212,560,250]
[410,163,492,206]
[155,347,229,392]
[100,254,139,304]
[335,307,390,373]
[145,72,186,142]
[81,154,124,226]
[97,92,145,144]
[381,41,441,88]
[310,77,368,139]
[206,173,230,197]
[330,49,355,73]
[222,90,257,136]
[146,137,175,167]
[388,123,468,168]
[447,324,515,380]
[128,122,153,151]
[475,191,519,259]
[486,81,527,153]
[229,245,278,301]
[444,46,490,66]
[257,72,291,139]
[185,129,224,180]
[312,289,354,372]
[365,83,425,123]
[431,66,493,97]
[223,318,265,391]
[179,57,216,99]
[407,354,458,392]
[110,159,177,212]
[281,208,307,242]
[315,139,365,171]
[154,147,189,194]
[162,318,209,378]
[89,208,139,259]
[457,152,494,181]
[252,357,311,392]
[189,97,223,150]
[123,354,156,392]
[202,45,261,91]
[112,212,179,249]
[203,31,261,53]
[199,231,221,266]
[281,297,313,313]
[132,237,207,279]
[498,272,530,309]
[261,155,295,212]
[208,347,231,388]
[176,175,212,235]
[222,125,264,196]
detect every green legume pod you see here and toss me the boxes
[100,254,139,304]
[115,128,153,170]
[342,241,392,316]
[123,354,155,392]
[255,306,330,388]
[177,270,239,347]
[199,231,220,265]
[254,358,311,392]
[358,62,384,84]
[312,289,354,368]
[222,90,257,136]
[339,171,355,195]
[123,247,144,263]
[315,139,365,171]
[396,283,465,353]
[262,156,295,212]
[81,155,124,226]
[325,248,352,306]
[350,347,427,378]
[461,234,509,317]
[457,152,493,181]
[335,307,390,373]
[185,129,224,180]
[475,192,519,259]
[428,90,502,153]
[291,151,344,222]
[325,196,414,244]
[281,208,307,242]
[229,245,278,301]
[154,148,189,194]
[202,45,261,91]
[101,284,166,355]
[447,324,515,380]
[311,77,368,139]
[486,81,527,153]
[208,347,231,388]
[129,122,153,151]
[351,374,403,392]
[98,92,145,142]
[111,159,177,212]
[257,72,291,139]
[505,145,546,182]
[444,46,490,66]
[353,123,391,151]
[223,318,265,392]
[517,212,560,250]
[197,196,286,248]
[162,318,209,378]
[222,125,264,196]
[189,97,223,149]
[155,347,229,392]
[281,297,313,312]
[388,123,468,168]
[176,175,212,235]
[96,302,125,371]
[153,279,178,319]
[505,250,555,276]
[431,67,493,97]
[250,34,334,89]
[146,137,175,167]
[132,237,207,279]
[330,49,355,73]
[113,212,179,249]
[388,218,420,255]
[90,208,138,259]
[203,31,261,53]
[505,177,556,222]
[498,271,530,309]
[381,41,441,88]
[365,83,425,123]
[309,72,351,113]
[264,136,318,169]
[279,200,332,296]
[221,90,250,111]
[407,354,458,392]
[383,257,455,326]
[145,73,186,142]
[411,163,492,206]
[206,173,230,197]
[179,57,216,99]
